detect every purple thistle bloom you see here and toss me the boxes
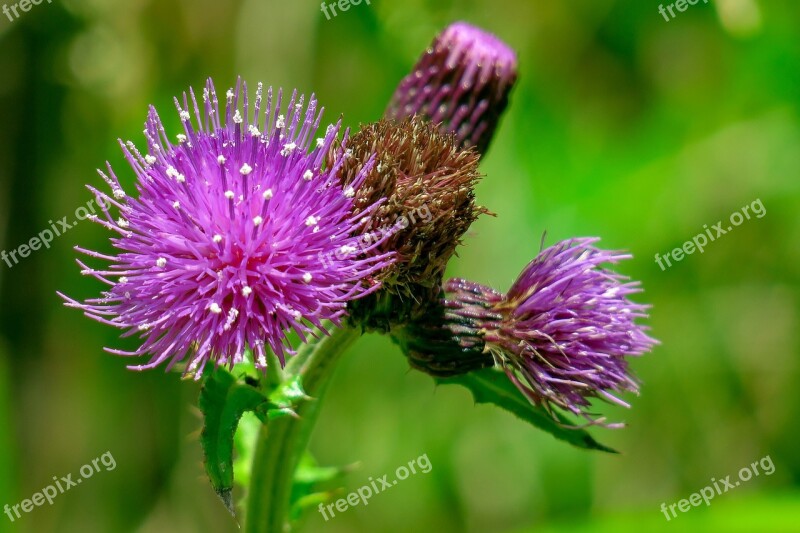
[385,21,518,154]
[60,78,393,377]
[441,238,657,426]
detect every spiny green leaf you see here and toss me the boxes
[436,368,618,453]
[199,367,271,516]
[200,369,315,519]
[290,452,354,521]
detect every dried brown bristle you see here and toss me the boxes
[332,116,489,329]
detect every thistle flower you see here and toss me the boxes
[330,116,486,329]
[402,238,657,426]
[60,79,393,376]
[386,21,518,154]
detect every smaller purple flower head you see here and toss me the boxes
[386,21,518,155]
[60,78,393,377]
[402,238,657,426]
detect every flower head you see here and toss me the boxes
[402,238,657,426]
[386,21,518,154]
[331,116,486,329]
[60,79,393,376]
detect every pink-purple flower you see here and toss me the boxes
[60,79,393,376]
[408,238,657,426]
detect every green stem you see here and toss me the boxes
[245,326,361,533]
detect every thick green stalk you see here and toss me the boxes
[245,326,360,533]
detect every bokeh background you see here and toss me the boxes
[1,0,799,531]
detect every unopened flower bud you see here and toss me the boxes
[386,21,518,155]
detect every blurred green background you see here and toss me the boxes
[1,0,799,532]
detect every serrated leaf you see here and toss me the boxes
[289,452,353,521]
[200,368,315,520]
[199,367,271,516]
[436,368,618,453]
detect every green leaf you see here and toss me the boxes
[200,368,315,519]
[294,452,354,486]
[199,367,271,516]
[289,452,354,522]
[436,368,618,453]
